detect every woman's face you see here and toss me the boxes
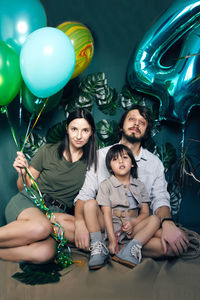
[67,118,92,150]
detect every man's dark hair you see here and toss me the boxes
[106,144,138,178]
[118,104,153,148]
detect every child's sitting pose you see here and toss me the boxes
[84,144,160,270]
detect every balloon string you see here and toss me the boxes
[19,88,22,128]
[22,97,49,148]
[20,113,35,152]
[3,106,19,149]
[180,124,185,159]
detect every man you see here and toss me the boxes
[74,105,189,264]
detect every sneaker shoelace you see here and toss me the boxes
[130,244,142,262]
[89,241,109,256]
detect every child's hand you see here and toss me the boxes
[122,220,133,236]
[108,240,117,255]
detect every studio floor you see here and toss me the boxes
[1,248,200,300]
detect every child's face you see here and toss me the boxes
[110,150,133,177]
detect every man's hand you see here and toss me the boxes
[74,219,90,251]
[161,221,189,256]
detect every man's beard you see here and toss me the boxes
[122,130,144,144]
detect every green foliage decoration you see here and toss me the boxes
[96,119,118,147]
[12,261,65,285]
[66,72,118,115]
[46,120,66,144]
[20,133,46,161]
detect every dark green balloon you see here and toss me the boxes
[21,82,63,114]
[0,40,22,106]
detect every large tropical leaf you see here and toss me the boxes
[167,182,182,216]
[12,262,64,285]
[96,119,118,146]
[46,120,66,143]
[66,72,118,115]
[20,133,46,160]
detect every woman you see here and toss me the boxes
[2,108,97,264]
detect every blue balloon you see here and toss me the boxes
[20,27,76,98]
[0,0,47,54]
[127,0,200,124]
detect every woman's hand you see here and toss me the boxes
[13,151,28,176]
[74,219,90,251]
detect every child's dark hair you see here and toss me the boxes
[106,144,138,178]
[58,108,97,171]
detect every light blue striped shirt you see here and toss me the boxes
[75,144,170,213]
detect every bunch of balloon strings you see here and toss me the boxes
[1,99,82,269]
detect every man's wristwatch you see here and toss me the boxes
[161,217,174,227]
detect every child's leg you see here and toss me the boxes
[112,216,160,268]
[84,199,105,233]
[132,215,160,245]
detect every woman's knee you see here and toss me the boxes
[24,218,52,242]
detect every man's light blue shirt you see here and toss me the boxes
[75,144,170,213]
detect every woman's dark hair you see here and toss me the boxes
[118,104,153,148]
[58,108,97,170]
[106,144,138,178]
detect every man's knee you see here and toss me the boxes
[84,199,98,212]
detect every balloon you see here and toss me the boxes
[0,0,47,54]
[20,27,75,98]
[127,0,200,124]
[57,21,94,79]
[0,41,22,106]
[21,82,63,115]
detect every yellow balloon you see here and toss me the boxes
[57,21,94,79]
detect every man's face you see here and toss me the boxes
[122,109,148,143]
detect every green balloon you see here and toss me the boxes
[0,40,22,106]
[21,82,63,114]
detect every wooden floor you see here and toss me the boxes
[1,249,200,300]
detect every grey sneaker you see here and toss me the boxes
[112,239,142,268]
[88,241,109,270]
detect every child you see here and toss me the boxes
[84,144,160,269]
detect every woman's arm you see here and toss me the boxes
[74,199,90,250]
[101,206,117,254]
[13,151,40,191]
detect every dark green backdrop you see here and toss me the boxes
[0,0,199,232]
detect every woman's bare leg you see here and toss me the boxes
[0,207,52,248]
[53,213,75,242]
[0,237,56,263]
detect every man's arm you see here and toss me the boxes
[148,157,189,256]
